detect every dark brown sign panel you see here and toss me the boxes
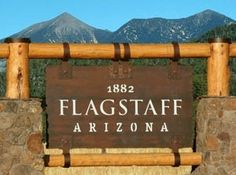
[46,62,193,152]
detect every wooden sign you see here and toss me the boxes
[46,61,193,152]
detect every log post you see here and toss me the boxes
[4,38,31,99]
[207,38,231,96]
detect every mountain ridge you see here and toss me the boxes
[111,9,235,42]
[2,9,235,43]
[9,12,112,43]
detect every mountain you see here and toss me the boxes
[3,10,235,44]
[110,10,235,43]
[10,12,112,43]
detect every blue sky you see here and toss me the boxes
[0,0,235,39]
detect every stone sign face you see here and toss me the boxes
[46,62,193,152]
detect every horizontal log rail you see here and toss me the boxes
[0,43,236,59]
[44,152,202,167]
[29,43,211,59]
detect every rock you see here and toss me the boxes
[230,172,236,175]
[9,145,23,156]
[27,133,43,154]
[0,132,5,143]
[0,103,6,112]
[0,171,7,175]
[9,164,43,175]
[8,128,30,145]
[207,119,221,134]
[223,99,236,110]
[9,164,30,175]
[20,150,35,164]
[217,167,228,175]
[206,135,219,151]
[18,100,42,114]
[15,115,31,128]
[0,115,15,130]
[29,115,42,132]
[28,103,42,114]
[6,101,18,113]
[217,132,230,142]
[0,153,14,173]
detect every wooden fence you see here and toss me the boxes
[0,38,235,99]
[0,37,235,167]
